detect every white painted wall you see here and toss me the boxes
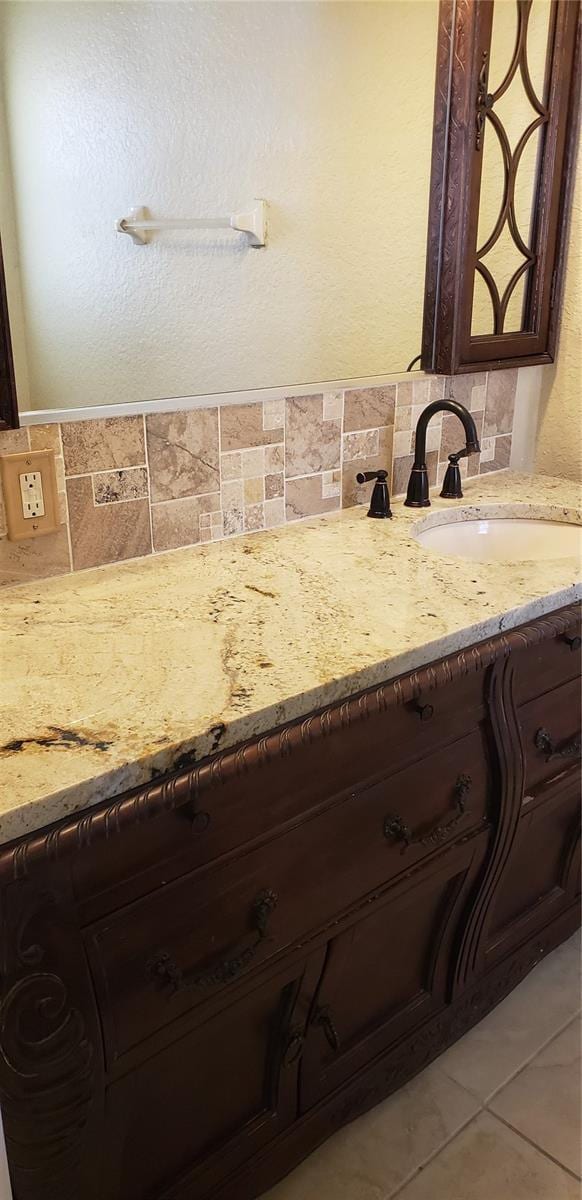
[535,156,582,482]
[0,0,438,411]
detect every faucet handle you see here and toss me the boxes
[440,452,465,500]
[355,470,392,519]
[356,470,388,484]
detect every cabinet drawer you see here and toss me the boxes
[513,612,581,705]
[75,664,487,916]
[519,678,582,799]
[88,728,490,1061]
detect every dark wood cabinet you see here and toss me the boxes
[0,603,580,1200]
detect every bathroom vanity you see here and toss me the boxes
[0,475,580,1200]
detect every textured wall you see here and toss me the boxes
[0,1,437,411]
[535,158,581,482]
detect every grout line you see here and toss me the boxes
[57,423,74,574]
[482,1007,582,1106]
[141,414,155,555]
[64,465,147,480]
[383,1110,481,1200]
[484,1111,582,1182]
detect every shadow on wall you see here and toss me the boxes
[535,164,581,483]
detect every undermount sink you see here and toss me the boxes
[415,515,582,563]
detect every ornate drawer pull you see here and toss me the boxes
[314,1005,341,1052]
[384,774,472,851]
[282,1028,305,1068]
[561,633,581,651]
[534,728,581,762]
[147,888,278,995]
[412,700,435,722]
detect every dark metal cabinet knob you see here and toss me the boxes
[561,633,581,651]
[413,700,434,722]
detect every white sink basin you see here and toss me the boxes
[416,517,582,563]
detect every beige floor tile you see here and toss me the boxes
[262,1065,479,1200]
[392,1112,580,1200]
[437,933,581,1102]
[489,1018,581,1177]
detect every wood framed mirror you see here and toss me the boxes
[422,0,581,375]
[0,237,18,430]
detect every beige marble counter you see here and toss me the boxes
[1,472,581,844]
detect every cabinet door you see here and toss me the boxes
[422,0,580,374]
[300,839,486,1111]
[484,776,581,967]
[102,950,323,1200]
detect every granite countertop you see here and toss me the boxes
[1,472,581,844]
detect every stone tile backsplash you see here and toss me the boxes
[0,370,518,587]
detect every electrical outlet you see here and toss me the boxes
[0,448,60,540]
[19,471,46,519]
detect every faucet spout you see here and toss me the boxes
[404,399,480,508]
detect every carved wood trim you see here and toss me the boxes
[201,903,580,1200]
[0,604,579,888]
[0,879,103,1199]
[452,652,525,994]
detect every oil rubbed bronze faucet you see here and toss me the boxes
[404,399,480,507]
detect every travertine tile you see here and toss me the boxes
[393,430,413,458]
[224,508,244,536]
[244,502,264,532]
[412,379,431,406]
[146,409,219,502]
[264,1064,479,1200]
[393,1112,579,1200]
[479,434,512,474]
[343,386,395,432]
[440,410,484,462]
[392,449,438,497]
[62,416,145,474]
[66,475,151,569]
[221,479,244,511]
[448,373,487,409]
[243,476,264,505]
[263,399,285,431]
[483,369,518,437]
[322,469,341,499]
[396,381,414,407]
[0,427,29,454]
[265,444,284,473]
[220,402,283,450]
[395,406,412,433]
[343,429,380,462]
[286,473,341,520]
[342,427,393,509]
[264,497,285,528]
[285,395,341,478]
[242,447,265,478]
[438,933,581,1103]
[0,526,70,587]
[28,423,62,454]
[265,472,284,499]
[151,493,221,552]
[489,1018,581,1176]
[93,467,148,504]
[220,451,242,481]
[323,391,344,421]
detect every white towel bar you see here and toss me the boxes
[116,200,267,247]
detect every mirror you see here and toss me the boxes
[0,0,440,413]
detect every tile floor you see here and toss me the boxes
[263,932,581,1200]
